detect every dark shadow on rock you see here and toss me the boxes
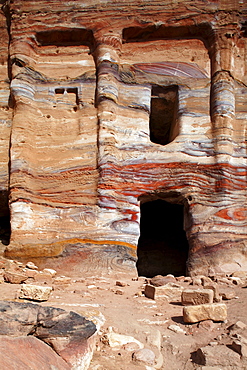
[169,301,183,306]
[190,349,204,365]
[171,315,184,324]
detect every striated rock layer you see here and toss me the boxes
[0,0,247,276]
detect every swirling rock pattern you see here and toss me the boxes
[0,0,246,276]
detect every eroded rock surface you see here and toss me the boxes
[0,300,97,369]
[0,1,246,277]
[0,336,71,370]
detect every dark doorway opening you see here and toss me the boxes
[137,199,189,277]
[150,85,178,145]
[0,190,10,246]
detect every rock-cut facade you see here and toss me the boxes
[0,0,247,276]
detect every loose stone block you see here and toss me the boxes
[42,268,57,277]
[150,275,176,286]
[231,338,247,358]
[183,303,227,323]
[203,283,221,302]
[132,348,156,366]
[219,287,236,300]
[102,330,144,349]
[145,283,183,301]
[26,262,38,270]
[19,284,52,301]
[228,321,247,332]
[3,270,28,284]
[195,345,241,367]
[181,289,214,306]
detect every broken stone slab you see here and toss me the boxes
[102,329,144,349]
[216,277,233,285]
[3,270,28,284]
[19,284,53,301]
[183,303,227,323]
[0,301,97,370]
[198,320,218,332]
[168,324,186,334]
[231,271,247,279]
[150,274,176,286]
[231,337,247,358]
[42,268,57,277]
[194,344,241,367]
[24,268,39,279]
[53,276,72,285]
[4,259,23,270]
[32,271,53,284]
[181,289,214,306]
[145,283,183,301]
[26,261,38,270]
[0,336,71,370]
[219,287,237,300]
[203,282,221,302]
[132,348,156,366]
[228,321,247,333]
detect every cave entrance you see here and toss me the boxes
[0,190,10,246]
[137,199,189,277]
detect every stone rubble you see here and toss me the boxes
[0,258,247,369]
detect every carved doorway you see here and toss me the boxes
[137,199,189,277]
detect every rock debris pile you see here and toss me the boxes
[0,257,246,369]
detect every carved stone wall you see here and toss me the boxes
[1,0,247,276]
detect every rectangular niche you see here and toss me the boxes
[150,85,178,145]
[121,29,210,77]
[36,28,94,47]
[33,28,95,79]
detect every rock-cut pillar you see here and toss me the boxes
[188,26,247,275]
[93,31,140,254]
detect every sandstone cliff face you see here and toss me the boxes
[1,0,247,276]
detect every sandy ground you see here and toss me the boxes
[0,244,247,370]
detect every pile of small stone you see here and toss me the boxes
[99,327,161,369]
[144,271,247,368]
[0,257,71,301]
